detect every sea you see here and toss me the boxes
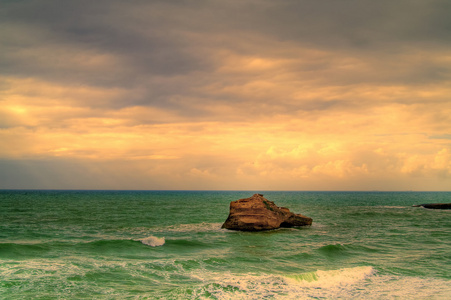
[1,190,450,299]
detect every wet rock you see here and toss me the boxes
[413,203,451,209]
[221,194,312,231]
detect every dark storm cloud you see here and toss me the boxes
[1,0,451,112]
[1,0,207,81]
[266,1,451,47]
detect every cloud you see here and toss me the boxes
[0,0,450,190]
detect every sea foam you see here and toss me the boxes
[183,266,451,299]
[140,236,165,247]
[285,266,375,287]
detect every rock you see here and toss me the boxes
[221,194,312,231]
[413,203,451,209]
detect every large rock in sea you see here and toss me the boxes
[221,194,312,231]
[413,203,451,209]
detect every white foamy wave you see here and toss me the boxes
[159,222,223,233]
[181,267,451,299]
[140,236,165,247]
[285,266,375,287]
[129,223,223,235]
[5,259,449,299]
[376,206,408,209]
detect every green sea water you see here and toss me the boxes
[1,190,450,299]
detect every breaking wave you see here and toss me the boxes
[285,266,375,287]
[139,236,165,247]
[177,266,451,299]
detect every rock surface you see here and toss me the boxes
[221,194,312,231]
[413,203,451,209]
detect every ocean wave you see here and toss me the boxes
[2,257,450,299]
[317,243,352,256]
[159,222,223,233]
[126,222,223,236]
[139,236,165,247]
[0,242,51,259]
[375,206,408,209]
[316,242,384,257]
[178,266,451,299]
[285,266,375,287]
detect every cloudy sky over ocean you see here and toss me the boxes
[1,0,450,190]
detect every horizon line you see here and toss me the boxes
[1,189,450,192]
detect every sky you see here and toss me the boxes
[1,0,450,190]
